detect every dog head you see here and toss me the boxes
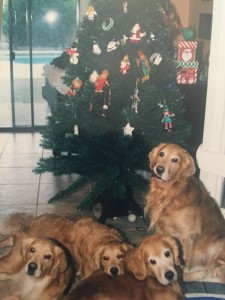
[125,235,182,285]
[94,241,133,276]
[148,143,195,182]
[20,237,68,278]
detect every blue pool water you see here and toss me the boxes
[0,52,61,64]
[15,54,58,64]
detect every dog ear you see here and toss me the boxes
[51,246,68,277]
[94,245,104,269]
[125,248,147,280]
[20,238,34,262]
[162,236,181,266]
[177,152,196,182]
[149,143,167,170]
[121,242,133,252]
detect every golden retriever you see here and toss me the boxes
[64,234,184,300]
[144,143,225,282]
[1,213,132,280]
[125,234,183,285]
[0,237,73,300]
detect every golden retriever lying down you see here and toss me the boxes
[1,213,132,280]
[64,234,184,300]
[144,143,225,282]
[0,236,73,300]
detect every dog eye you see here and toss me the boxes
[164,250,170,257]
[159,151,164,157]
[103,256,109,261]
[171,158,178,163]
[30,247,36,253]
[44,254,52,260]
[150,259,156,265]
[117,254,124,259]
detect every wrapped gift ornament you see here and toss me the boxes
[176,61,199,68]
[177,41,197,62]
[177,67,198,84]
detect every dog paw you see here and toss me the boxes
[211,266,222,278]
[201,269,210,279]
[183,268,209,281]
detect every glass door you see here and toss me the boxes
[0,0,78,130]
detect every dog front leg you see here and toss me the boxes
[183,267,209,281]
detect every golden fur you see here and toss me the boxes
[144,143,225,282]
[64,234,184,300]
[0,237,73,300]
[125,234,183,285]
[1,213,132,280]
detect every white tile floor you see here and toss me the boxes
[0,132,92,219]
[0,132,148,244]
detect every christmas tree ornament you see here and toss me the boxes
[95,69,109,93]
[123,1,128,14]
[74,124,79,136]
[120,35,128,46]
[67,89,76,96]
[89,102,93,112]
[102,17,114,31]
[149,32,156,40]
[102,104,109,117]
[123,122,134,136]
[131,80,140,113]
[150,53,162,65]
[157,101,164,109]
[136,51,150,83]
[66,42,79,65]
[107,39,120,52]
[102,83,112,116]
[93,41,101,55]
[89,70,99,84]
[162,105,175,132]
[86,4,97,21]
[71,77,83,90]
[130,23,146,43]
[120,54,130,75]
[128,213,136,222]
[182,27,195,41]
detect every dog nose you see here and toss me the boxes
[110,267,119,276]
[156,165,165,175]
[27,262,38,276]
[165,270,174,281]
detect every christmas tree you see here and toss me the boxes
[34,0,191,221]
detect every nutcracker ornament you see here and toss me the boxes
[162,106,175,132]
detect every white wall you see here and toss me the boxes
[197,0,225,205]
[79,0,89,20]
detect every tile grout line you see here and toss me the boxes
[35,146,44,216]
